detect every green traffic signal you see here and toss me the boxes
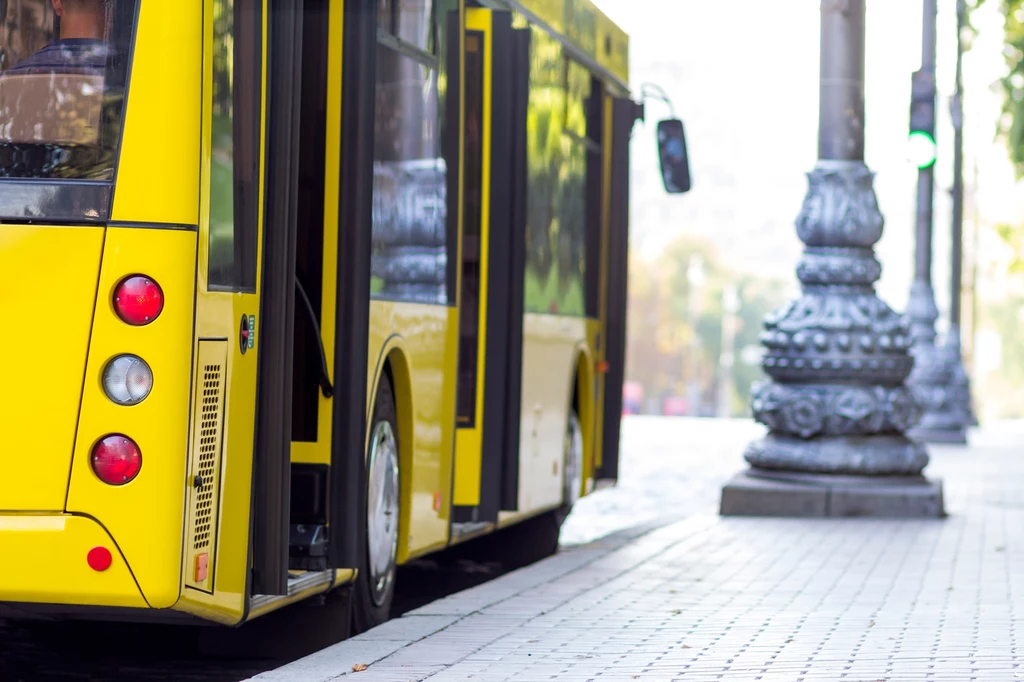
[908,130,937,169]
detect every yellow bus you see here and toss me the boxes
[0,0,688,631]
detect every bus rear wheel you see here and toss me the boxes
[353,375,400,634]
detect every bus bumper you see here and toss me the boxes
[0,514,148,609]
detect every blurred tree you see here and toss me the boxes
[624,235,789,417]
[976,0,1024,177]
[975,291,1024,417]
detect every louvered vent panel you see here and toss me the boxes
[184,341,227,593]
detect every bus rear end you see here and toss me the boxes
[0,0,201,619]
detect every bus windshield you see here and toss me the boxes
[0,0,137,181]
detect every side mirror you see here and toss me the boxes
[657,118,691,194]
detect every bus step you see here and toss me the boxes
[289,523,329,571]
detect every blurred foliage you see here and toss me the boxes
[976,291,1024,417]
[995,222,1024,273]
[975,0,1024,177]
[624,235,790,417]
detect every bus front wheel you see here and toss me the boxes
[353,375,400,634]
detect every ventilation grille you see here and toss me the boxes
[185,340,227,594]
[194,364,222,551]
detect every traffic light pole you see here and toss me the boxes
[904,0,970,443]
[946,0,978,429]
[721,0,942,519]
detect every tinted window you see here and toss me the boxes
[370,37,446,304]
[378,0,434,53]
[523,31,589,317]
[208,0,262,290]
[0,0,137,181]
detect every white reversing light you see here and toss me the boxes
[102,355,153,405]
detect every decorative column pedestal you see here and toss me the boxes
[719,0,944,519]
[905,0,977,444]
[905,284,969,444]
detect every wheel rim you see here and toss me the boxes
[366,420,399,606]
[564,412,583,507]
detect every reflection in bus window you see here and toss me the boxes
[371,42,447,304]
[523,30,588,317]
[0,0,136,180]
[209,0,236,286]
[208,0,261,290]
[396,0,433,52]
[378,0,435,53]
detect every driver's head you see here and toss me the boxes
[51,0,107,40]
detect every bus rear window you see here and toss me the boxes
[0,0,137,181]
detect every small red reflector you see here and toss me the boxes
[87,546,112,572]
[194,553,209,582]
[597,360,610,374]
[114,275,164,325]
[91,435,142,485]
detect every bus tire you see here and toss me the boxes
[353,375,400,634]
[560,406,584,520]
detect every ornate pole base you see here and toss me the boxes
[721,161,943,519]
[904,286,971,445]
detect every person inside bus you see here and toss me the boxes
[5,0,112,75]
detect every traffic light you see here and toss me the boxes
[908,69,937,169]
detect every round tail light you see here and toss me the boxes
[114,276,163,325]
[91,435,142,485]
[102,355,153,405]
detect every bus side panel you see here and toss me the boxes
[367,302,455,561]
[0,226,103,512]
[583,318,601,493]
[0,515,148,608]
[111,0,201,225]
[66,228,197,610]
[514,314,586,514]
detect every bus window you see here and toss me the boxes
[0,0,137,182]
[371,31,446,304]
[208,0,261,291]
[378,0,434,53]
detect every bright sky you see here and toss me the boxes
[591,0,1020,320]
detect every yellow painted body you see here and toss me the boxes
[0,226,104,512]
[511,313,592,514]
[516,0,629,86]
[0,0,628,626]
[452,8,494,510]
[0,515,147,608]
[366,303,459,560]
[171,0,268,624]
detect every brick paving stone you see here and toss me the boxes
[248,420,1024,681]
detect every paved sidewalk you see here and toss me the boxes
[249,421,1024,681]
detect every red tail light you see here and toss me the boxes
[91,435,142,485]
[87,547,113,572]
[114,276,163,325]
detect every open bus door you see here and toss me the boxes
[595,97,643,486]
[449,8,530,529]
[250,0,372,597]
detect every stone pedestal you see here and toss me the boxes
[905,284,969,445]
[721,161,943,518]
[721,469,944,519]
